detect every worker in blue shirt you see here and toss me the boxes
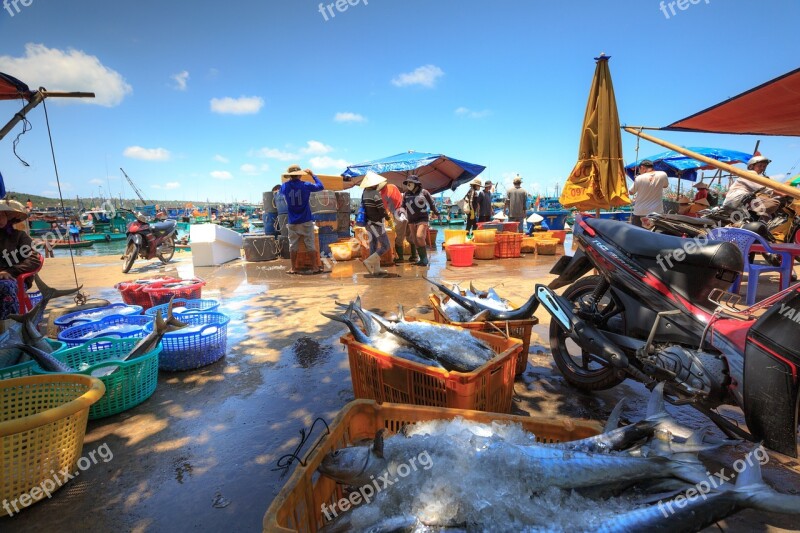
[279,164,324,274]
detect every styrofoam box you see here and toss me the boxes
[190,224,243,266]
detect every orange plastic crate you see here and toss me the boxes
[263,400,603,532]
[429,294,537,375]
[494,232,523,258]
[341,318,521,413]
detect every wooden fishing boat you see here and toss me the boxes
[51,240,94,249]
[81,232,127,242]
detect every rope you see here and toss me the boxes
[41,97,85,301]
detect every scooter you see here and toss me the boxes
[534,215,800,456]
[120,209,177,273]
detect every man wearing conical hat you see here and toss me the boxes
[0,199,42,318]
[279,164,325,274]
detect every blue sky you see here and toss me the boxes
[1,0,799,205]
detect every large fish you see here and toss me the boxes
[353,302,496,372]
[14,343,75,373]
[91,300,187,378]
[425,277,540,320]
[594,452,800,533]
[322,303,446,369]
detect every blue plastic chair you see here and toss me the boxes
[707,227,792,305]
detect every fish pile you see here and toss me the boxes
[437,282,513,322]
[317,384,800,532]
[322,297,497,372]
[426,278,539,321]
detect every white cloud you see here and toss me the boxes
[252,147,298,161]
[334,112,366,123]
[300,140,333,156]
[123,146,171,161]
[309,156,350,171]
[171,70,189,91]
[455,107,491,119]
[153,181,181,190]
[391,65,444,88]
[41,190,56,196]
[210,96,264,115]
[210,170,233,180]
[89,178,104,185]
[0,43,132,107]
[213,154,229,163]
[48,181,72,190]
[240,163,269,176]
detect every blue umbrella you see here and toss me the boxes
[625,147,753,181]
[342,151,485,195]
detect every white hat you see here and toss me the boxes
[747,155,771,170]
[526,213,543,224]
[359,171,387,189]
[492,211,508,220]
[469,178,482,187]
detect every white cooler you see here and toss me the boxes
[190,224,243,267]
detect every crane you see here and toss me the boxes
[120,168,150,206]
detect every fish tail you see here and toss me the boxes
[35,274,81,301]
[321,305,371,345]
[735,449,800,514]
[603,398,626,433]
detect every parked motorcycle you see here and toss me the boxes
[535,215,799,456]
[120,209,177,273]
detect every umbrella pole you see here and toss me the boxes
[623,127,800,200]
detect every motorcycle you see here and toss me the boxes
[534,215,800,456]
[120,209,177,273]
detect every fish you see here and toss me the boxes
[425,277,540,320]
[355,302,496,372]
[14,343,75,373]
[320,512,420,533]
[594,450,800,533]
[91,299,187,378]
[322,303,446,370]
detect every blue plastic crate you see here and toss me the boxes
[144,312,230,371]
[58,314,154,347]
[54,304,144,332]
[144,298,220,317]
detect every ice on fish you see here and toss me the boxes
[70,307,140,322]
[78,324,144,339]
[168,325,217,335]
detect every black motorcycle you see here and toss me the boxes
[534,215,800,456]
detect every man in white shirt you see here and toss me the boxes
[722,155,780,218]
[629,160,669,227]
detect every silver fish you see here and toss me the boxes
[320,512,420,533]
[425,277,540,320]
[14,343,75,373]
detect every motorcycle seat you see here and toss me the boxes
[655,213,717,227]
[152,220,176,234]
[584,218,743,272]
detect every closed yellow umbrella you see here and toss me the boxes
[560,54,631,210]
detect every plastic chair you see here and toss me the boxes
[15,252,43,313]
[707,227,792,306]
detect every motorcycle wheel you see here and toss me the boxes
[122,242,138,273]
[550,275,626,391]
[157,236,175,264]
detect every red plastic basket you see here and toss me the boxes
[115,276,180,309]
[494,232,523,258]
[142,278,206,307]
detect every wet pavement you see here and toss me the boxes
[3,245,799,532]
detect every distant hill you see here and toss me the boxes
[4,192,230,210]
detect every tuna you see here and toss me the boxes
[425,277,540,320]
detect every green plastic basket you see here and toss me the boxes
[32,337,161,419]
[0,338,67,380]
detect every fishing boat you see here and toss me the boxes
[51,240,94,249]
[81,232,127,242]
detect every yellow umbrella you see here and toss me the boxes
[560,54,631,210]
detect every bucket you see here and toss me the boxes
[264,212,280,237]
[310,190,337,213]
[426,228,438,250]
[449,244,475,267]
[336,212,351,233]
[313,212,338,233]
[263,191,278,214]
[277,214,289,237]
[275,193,288,215]
[243,234,279,262]
[444,229,467,246]
[278,236,290,259]
[319,232,339,257]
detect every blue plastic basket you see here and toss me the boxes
[54,304,144,332]
[32,337,161,419]
[57,314,154,347]
[144,312,230,371]
[27,290,43,308]
[144,298,220,317]
[0,338,67,380]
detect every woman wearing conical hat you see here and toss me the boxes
[0,199,43,318]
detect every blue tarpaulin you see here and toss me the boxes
[0,171,5,199]
[342,151,485,195]
[625,147,753,181]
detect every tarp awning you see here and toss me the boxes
[0,72,34,101]
[664,67,800,136]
